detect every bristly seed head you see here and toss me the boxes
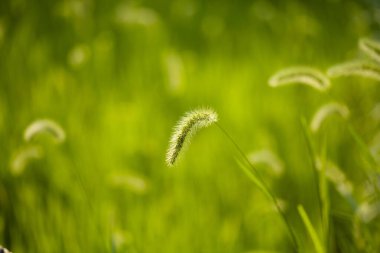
[359,38,380,63]
[310,102,350,133]
[327,60,380,82]
[166,108,218,167]
[24,119,66,144]
[268,66,330,92]
[0,246,12,253]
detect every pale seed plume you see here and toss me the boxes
[315,158,353,197]
[10,145,44,176]
[115,4,159,26]
[109,172,148,194]
[310,102,350,133]
[268,67,330,91]
[247,149,284,176]
[24,119,66,143]
[0,246,12,253]
[356,201,380,223]
[166,108,218,166]
[359,38,380,63]
[327,60,380,82]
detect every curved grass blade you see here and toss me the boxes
[268,67,330,91]
[235,158,271,198]
[359,38,380,63]
[217,124,299,251]
[327,60,380,82]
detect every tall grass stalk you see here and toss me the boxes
[300,118,324,233]
[318,135,330,251]
[216,123,299,252]
[348,126,380,197]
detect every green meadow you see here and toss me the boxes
[0,0,380,252]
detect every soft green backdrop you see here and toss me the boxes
[0,0,379,252]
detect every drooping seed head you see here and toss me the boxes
[0,246,12,253]
[10,145,44,176]
[248,149,284,176]
[359,38,380,63]
[356,201,380,223]
[268,66,330,91]
[315,157,353,197]
[327,60,380,82]
[166,108,218,166]
[310,102,350,133]
[109,172,148,194]
[24,119,66,144]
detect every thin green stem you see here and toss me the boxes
[320,131,330,251]
[300,118,324,229]
[348,125,380,198]
[216,123,299,252]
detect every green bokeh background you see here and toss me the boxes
[0,0,380,252]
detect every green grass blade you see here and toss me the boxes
[235,158,271,199]
[348,125,380,198]
[348,125,379,171]
[300,118,324,227]
[318,136,330,249]
[297,205,325,253]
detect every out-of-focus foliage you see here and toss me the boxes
[0,0,380,252]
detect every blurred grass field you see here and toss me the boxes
[1,0,380,252]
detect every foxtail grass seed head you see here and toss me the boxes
[0,246,12,253]
[268,67,330,91]
[248,149,284,176]
[356,201,380,223]
[10,145,43,176]
[109,172,148,194]
[163,51,184,93]
[327,60,380,82]
[363,175,380,198]
[310,102,350,133]
[272,198,288,212]
[24,119,66,144]
[166,108,218,166]
[359,38,380,63]
[315,158,353,197]
[115,4,159,26]
[112,229,133,251]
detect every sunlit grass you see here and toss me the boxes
[0,0,379,252]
